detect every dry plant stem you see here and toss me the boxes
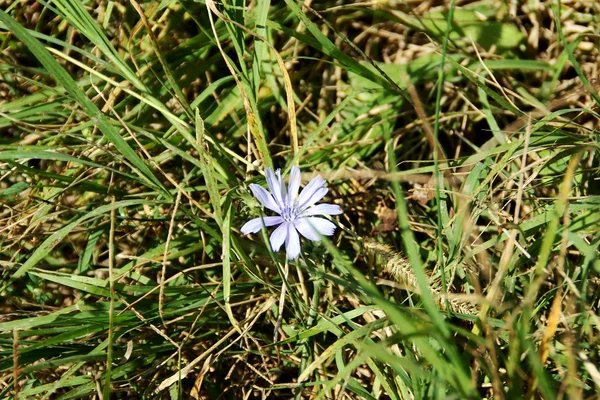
[159,189,183,326]
[274,258,290,342]
[104,198,116,399]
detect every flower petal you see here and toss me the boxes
[299,187,328,210]
[276,169,287,200]
[265,168,285,209]
[269,222,288,252]
[293,218,321,241]
[249,184,281,213]
[287,166,301,204]
[301,203,342,217]
[297,175,326,209]
[240,216,284,234]
[285,223,301,259]
[302,217,336,236]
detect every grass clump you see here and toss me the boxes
[0,0,599,399]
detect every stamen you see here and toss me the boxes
[281,202,299,222]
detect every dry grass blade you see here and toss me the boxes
[159,188,183,326]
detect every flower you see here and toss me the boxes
[241,166,342,259]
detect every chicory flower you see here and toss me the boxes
[241,166,342,259]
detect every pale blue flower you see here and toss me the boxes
[241,166,342,259]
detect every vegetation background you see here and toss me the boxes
[1,0,599,398]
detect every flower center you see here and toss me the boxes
[281,203,298,222]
